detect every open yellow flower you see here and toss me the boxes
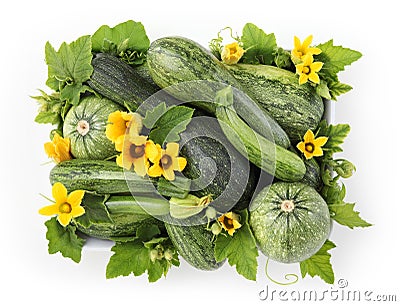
[44,133,72,163]
[291,35,322,62]
[218,212,241,236]
[147,142,187,181]
[297,129,328,160]
[295,54,324,85]
[221,42,245,65]
[106,111,143,151]
[116,135,154,176]
[39,182,85,227]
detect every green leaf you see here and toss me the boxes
[74,193,113,228]
[34,111,61,125]
[106,240,150,278]
[92,20,150,54]
[328,81,353,100]
[318,120,351,153]
[316,40,362,75]
[300,240,336,284]
[136,224,161,241]
[321,182,346,205]
[329,203,372,229]
[143,102,167,128]
[45,217,84,263]
[148,105,194,145]
[45,35,93,104]
[241,23,277,65]
[316,80,332,100]
[214,210,258,281]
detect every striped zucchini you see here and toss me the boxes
[224,64,324,141]
[75,194,166,239]
[165,216,224,271]
[87,53,160,111]
[216,104,306,182]
[146,36,290,148]
[49,159,190,198]
[249,182,331,263]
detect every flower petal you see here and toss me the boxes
[114,135,125,152]
[52,182,68,204]
[299,74,309,85]
[130,135,147,146]
[148,164,163,178]
[295,63,304,75]
[304,150,314,160]
[163,167,175,181]
[67,190,85,207]
[308,47,322,55]
[71,205,85,218]
[39,204,59,216]
[310,61,324,72]
[146,141,161,163]
[313,146,324,156]
[293,36,301,49]
[44,142,56,157]
[57,213,72,227]
[232,219,242,229]
[174,157,187,171]
[303,35,313,48]
[133,156,148,177]
[308,72,320,84]
[227,228,236,236]
[314,136,329,147]
[165,142,180,158]
[296,141,306,153]
[304,130,315,143]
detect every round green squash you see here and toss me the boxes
[63,96,122,159]
[249,182,331,263]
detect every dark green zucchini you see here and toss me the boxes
[146,36,290,148]
[87,53,160,111]
[179,115,259,211]
[165,216,224,271]
[49,159,190,198]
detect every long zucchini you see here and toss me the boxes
[216,100,306,182]
[76,194,167,239]
[49,159,190,198]
[146,36,290,148]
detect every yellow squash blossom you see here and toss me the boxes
[221,42,245,65]
[297,129,328,160]
[116,135,155,176]
[147,142,187,181]
[291,35,322,61]
[218,212,241,236]
[295,54,324,85]
[39,182,85,227]
[44,133,72,163]
[106,111,143,150]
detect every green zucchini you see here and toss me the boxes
[301,157,322,189]
[224,64,324,141]
[165,216,224,271]
[63,95,121,160]
[249,182,331,263]
[146,36,290,148]
[179,115,259,211]
[216,103,306,182]
[87,53,160,111]
[75,194,166,239]
[49,159,190,198]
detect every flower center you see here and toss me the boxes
[59,203,72,214]
[230,47,237,55]
[129,144,145,158]
[77,120,90,136]
[305,142,315,153]
[281,200,295,213]
[303,66,311,74]
[160,154,172,169]
[222,217,234,230]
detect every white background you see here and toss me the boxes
[1,0,399,305]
